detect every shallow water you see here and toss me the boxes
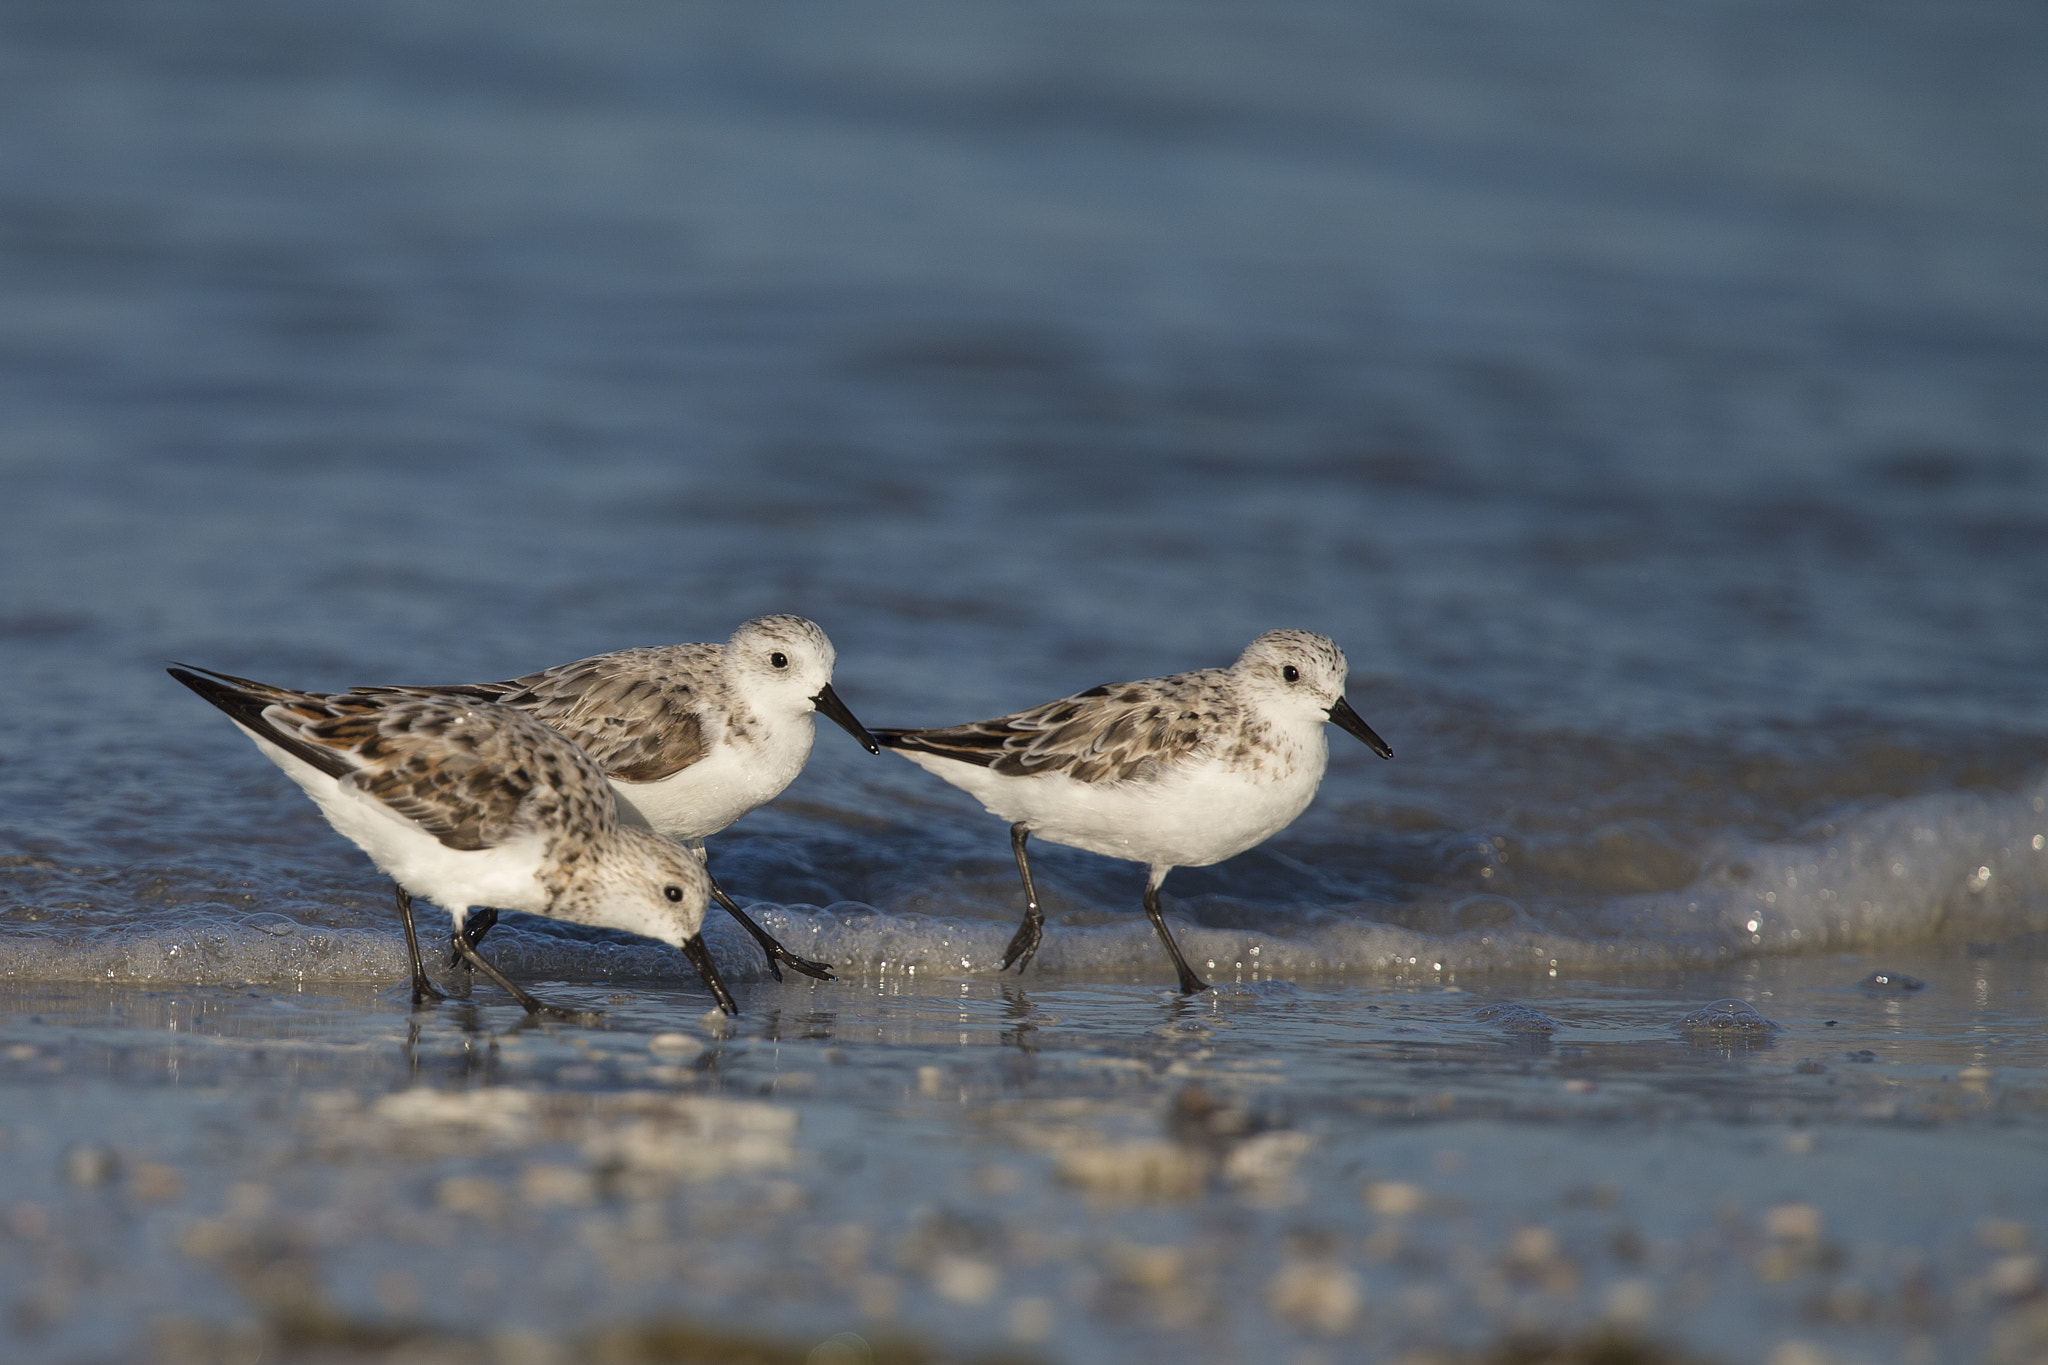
[3,947,2048,1365]
[2,1,2046,1361]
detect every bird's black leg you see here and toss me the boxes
[395,886,445,1004]
[449,934,600,1023]
[1000,823,1046,973]
[1142,867,1209,995]
[706,869,835,983]
[448,906,499,970]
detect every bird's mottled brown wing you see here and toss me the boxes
[876,670,1236,784]
[361,644,715,784]
[319,699,611,851]
[177,666,611,853]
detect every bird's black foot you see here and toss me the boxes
[1002,824,1046,975]
[768,945,836,982]
[707,875,833,984]
[999,918,1043,974]
[450,936,601,1025]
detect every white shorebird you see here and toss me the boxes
[169,665,737,1018]
[874,630,1392,994]
[356,615,877,983]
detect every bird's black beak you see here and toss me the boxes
[813,683,880,754]
[682,935,738,1016]
[1328,696,1394,759]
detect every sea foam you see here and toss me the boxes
[2,777,2043,987]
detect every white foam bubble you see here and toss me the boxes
[0,919,406,986]
[1683,770,2048,954]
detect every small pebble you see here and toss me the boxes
[648,1032,703,1058]
[1055,1141,1207,1201]
[1987,1255,2042,1299]
[1765,1203,1823,1243]
[63,1146,119,1188]
[436,1175,503,1216]
[1603,1278,1657,1325]
[1110,1242,1185,1290]
[1267,1259,1362,1334]
[1507,1226,1560,1266]
[930,1254,999,1305]
[519,1164,596,1208]
[129,1163,185,1202]
[1364,1181,1427,1217]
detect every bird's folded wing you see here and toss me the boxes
[877,672,1232,785]
[360,645,715,784]
[265,690,585,850]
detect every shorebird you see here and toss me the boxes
[357,615,877,983]
[169,665,736,1018]
[874,629,1392,993]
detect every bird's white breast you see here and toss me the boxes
[610,710,815,842]
[897,724,1329,870]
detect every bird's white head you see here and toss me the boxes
[725,615,837,711]
[723,615,877,752]
[587,830,737,1014]
[1234,629,1350,712]
[1233,629,1393,759]
[582,829,713,945]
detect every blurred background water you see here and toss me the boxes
[1,0,2045,981]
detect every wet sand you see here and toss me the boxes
[2,944,2044,1365]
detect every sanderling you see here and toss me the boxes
[358,615,878,983]
[169,665,737,1018]
[875,630,1392,994]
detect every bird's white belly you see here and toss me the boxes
[611,727,809,842]
[898,752,1323,869]
[243,728,549,923]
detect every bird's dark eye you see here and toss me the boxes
[664,885,684,903]
[1282,665,1300,683]
[770,652,788,669]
